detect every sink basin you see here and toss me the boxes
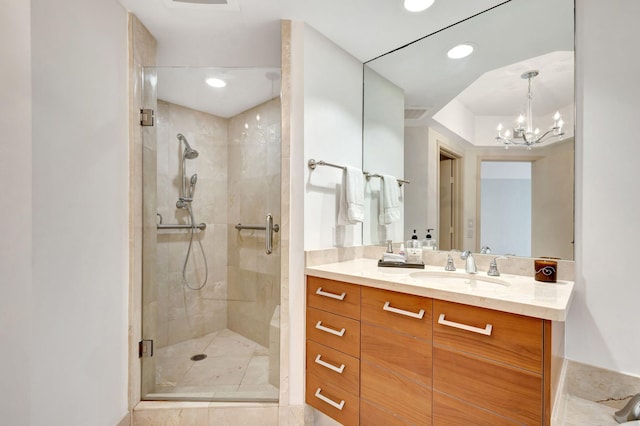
[409,271,510,288]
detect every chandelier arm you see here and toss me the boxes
[533,129,557,144]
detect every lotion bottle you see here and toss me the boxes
[406,230,422,263]
[422,228,437,250]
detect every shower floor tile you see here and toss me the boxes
[151,329,278,401]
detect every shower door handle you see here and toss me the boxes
[265,213,279,255]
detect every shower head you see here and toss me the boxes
[176,133,199,159]
[189,173,198,199]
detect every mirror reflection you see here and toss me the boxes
[362,0,575,260]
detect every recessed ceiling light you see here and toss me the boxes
[447,43,474,59]
[404,0,435,12]
[206,77,226,88]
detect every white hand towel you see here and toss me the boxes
[378,174,401,224]
[338,166,364,225]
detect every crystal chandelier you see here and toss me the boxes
[495,70,564,149]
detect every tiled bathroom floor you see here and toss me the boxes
[147,329,279,401]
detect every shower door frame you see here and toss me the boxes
[138,65,285,403]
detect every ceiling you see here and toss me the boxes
[119,0,574,134]
[118,0,507,66]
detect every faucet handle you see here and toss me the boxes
[445,254,456,271]
[487,256,507,277]
[487,258,500,276]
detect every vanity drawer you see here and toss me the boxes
[361,286,432,340]
[433,391,521,426]
[361,322,432,386]
[361,360,432,425]
[433,299,543,372]
[306,307,360,358]
[307,276,360,320]
[306,370,359,426]
[306,340,359,396]
[433,347,542,425]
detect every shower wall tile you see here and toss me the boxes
[227,98,281,350]
[156,100,229,348]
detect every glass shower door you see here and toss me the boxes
[140,66,281,402]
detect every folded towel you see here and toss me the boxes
[338,166,364,225]
[378,174,401,224]
[382,253,406,263]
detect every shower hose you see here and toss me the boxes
[182,203,208,290]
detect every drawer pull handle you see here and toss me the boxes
[314,388,345,410]
[383,301,425,319]
[438,313,493,336]
[315,321,346,337]
[315,354,346,374]
[316,287,346,301]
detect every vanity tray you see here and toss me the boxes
[378,260,425,269]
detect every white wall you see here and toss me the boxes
[303,25,364,249]
[362,67,405,244]
[404,127,430,242]
[0,1,32,424]
[568,0,640,377]
[30,1,130,425]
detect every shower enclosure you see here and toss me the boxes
[140,67,281,402]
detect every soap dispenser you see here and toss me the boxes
[406,230,422,263]
[422,229,437,251]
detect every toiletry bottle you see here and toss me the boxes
[406,230,422,263]
[422,229,437,251]
[399,243,406,260]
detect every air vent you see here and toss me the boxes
[404,108,432,120]
[173,0,228,4]
[166,0,239,10]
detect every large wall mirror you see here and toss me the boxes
[363,0,575,260]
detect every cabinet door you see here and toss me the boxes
[307,370,359,426]
[306,340,359,396]
[433,391,521,426]
[361,322,432,386]
[361,286,432,340]
[307,307,360,358]
[434,347,543,425]
[433,299,543,372]
[361,360,432,425]
[307,276,361,320]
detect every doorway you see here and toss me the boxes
[479,161,532,256]
[438,148,462,251]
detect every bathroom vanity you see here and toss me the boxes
[304,258,574,426]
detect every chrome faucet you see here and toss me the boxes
[615,393,640,423]
[487,256,508,277]
[487,258,500,276]
[460,250,477,274]
[480,246,491,254]
[444,254,456,271]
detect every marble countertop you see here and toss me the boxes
[305,258,574,321]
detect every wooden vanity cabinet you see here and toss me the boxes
[305,275,555,426]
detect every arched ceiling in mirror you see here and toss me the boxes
[366,0,574,135]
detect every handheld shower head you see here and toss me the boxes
[189,173,198,199]
[176,133,199,159]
